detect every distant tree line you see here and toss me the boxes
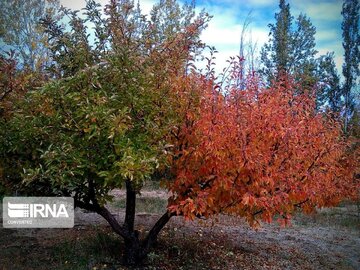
[259,0,359,135]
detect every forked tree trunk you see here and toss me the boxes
[122,179,174,265]
[119,214,174,265]
[75,179,174,266]
[122,210,174,265]
[122,180,143,264]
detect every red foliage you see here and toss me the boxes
[167,74,359,226]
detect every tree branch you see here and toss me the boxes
[75,200,131,241]
[124,179,136,232]
[141,211,175,255]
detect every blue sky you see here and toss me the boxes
[60,0,345,75]
[193,0,344,73]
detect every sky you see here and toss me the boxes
[60,0,345,75]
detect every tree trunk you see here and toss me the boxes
[123,233,143,265]
[75,202,174,265]
[75,179,175,266]
[141,211,174,254]
[124,180,136,231]
[122,212,174,265]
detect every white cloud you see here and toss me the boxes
[138,0,157,14]
[244,0,274,6]
[196,3,270,73]
[60,0,156,13]
[334,55,344,73]
[316,29,339,42]
[291,1,342,22]
[204,0,273,7]
[60,0,88,10]
[201,24,242,47]
[200,19,268,53]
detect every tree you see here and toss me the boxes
[0,0,60,72]
[316,52,342,112]
[235,12,259,90]
[260,1,319,85]
[0,0,55,122]
[260,0,292,81]
[168,71,359,225]
[291,14,318,91]
[0,50,49,196]
[259,0,342,109]
[1,0,210,265]
[1,0,359,266]
[341,0,360,133]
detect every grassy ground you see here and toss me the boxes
[0,192,359,270]
[112,197,168,214]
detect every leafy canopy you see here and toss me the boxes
[168,73,359,225]
[1,0,210,201]
[1,0,358,233]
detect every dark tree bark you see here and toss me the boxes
[141,211,175,255]
[123,179,141,264]
[124,179,136,231]
[75,179,175,266]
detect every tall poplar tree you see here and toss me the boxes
[341,0,360,133]
[260,0,342,111]
[316,52,342,112]
[260,1,319,89]
[260,0,292,82]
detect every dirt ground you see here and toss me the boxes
[0,190,359,269]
